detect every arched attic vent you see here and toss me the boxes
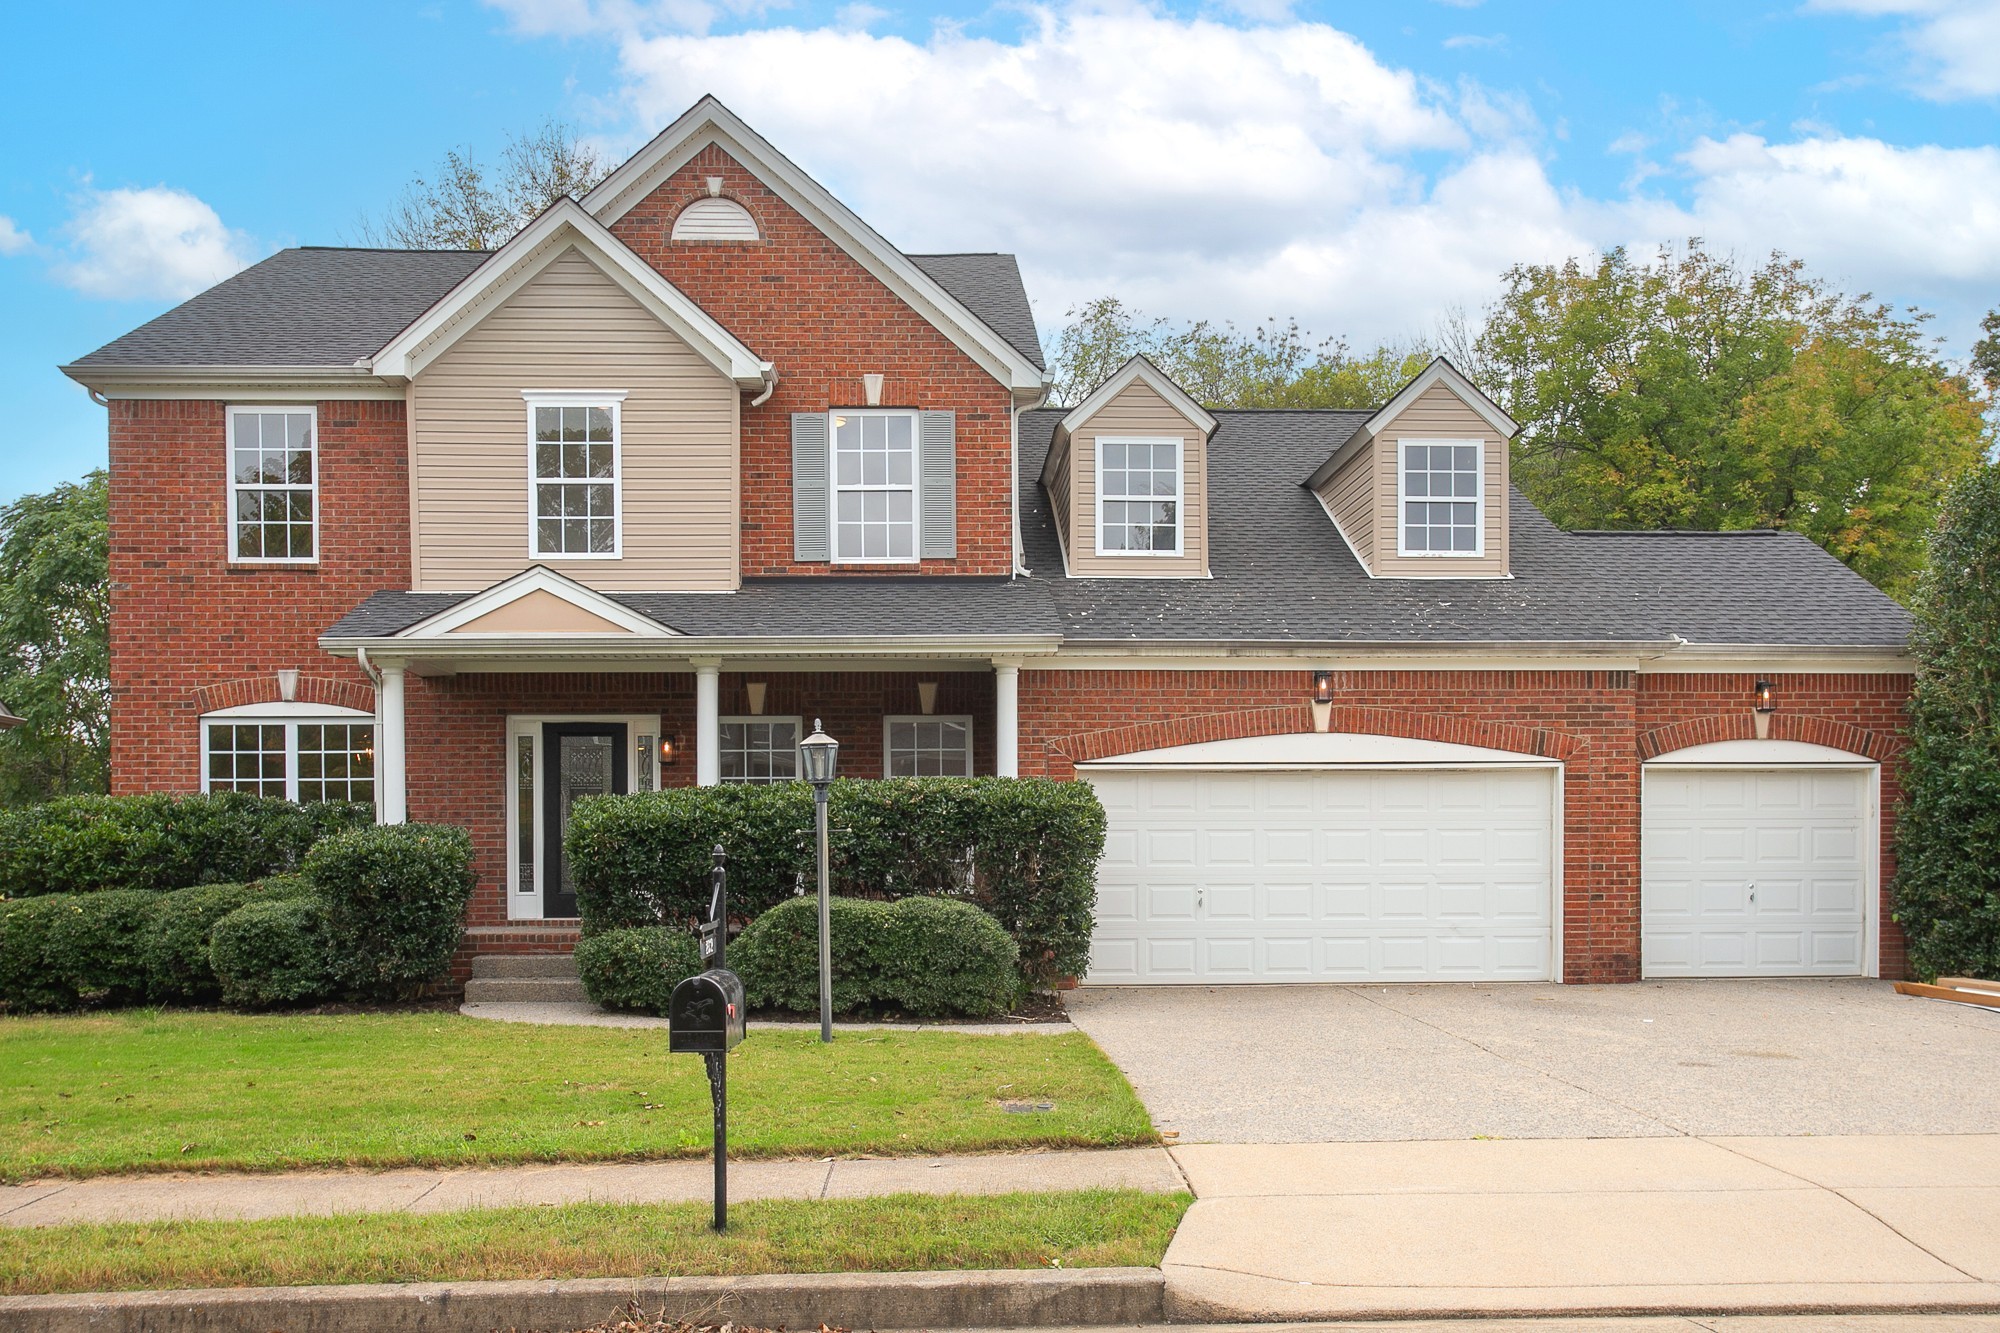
[671,193,760,242]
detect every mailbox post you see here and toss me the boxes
[669,845,745,1232]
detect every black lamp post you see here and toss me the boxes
[797,719,840,1043]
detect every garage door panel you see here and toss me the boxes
[1086,768,1555,984]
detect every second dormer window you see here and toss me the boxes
[832,410,918,563]
[1097,437,1181,555]
[1399,440,1483,556]
[525,391,626,558]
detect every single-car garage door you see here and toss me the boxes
[1083,740,1556,984]
[1642,746,1876,978]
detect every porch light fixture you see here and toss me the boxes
[1310,670,1334,734]
[1753,679,1777,739]
[660,734,680,766]
[0,702,22,731]
[797,720,840,1043]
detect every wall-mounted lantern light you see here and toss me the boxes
[1753,679,1776,738]
[660,734,681,766]
[1311,670,1335,734]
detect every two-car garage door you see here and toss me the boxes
[1083,739,1556,984]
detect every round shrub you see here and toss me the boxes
[731,896,891,1014]
[0,895,76,1012]
[209,898,333,1009]
[574,926,702,1015]
[43,889,158,1008]
[141,883,259,1004]
[305,823,476,1001]
[876,896,1020,1018]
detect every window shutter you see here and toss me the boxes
[919,409,956,559]
[792,412,830,562]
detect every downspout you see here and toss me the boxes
[355,646,382,689]
[749,363,779,409]
[1012,380,1052,579]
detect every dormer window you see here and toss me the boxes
[1097,436,1182,556]
[1399,440,1483,557]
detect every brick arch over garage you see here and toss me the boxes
[1047,703,1585,772]
[190,675,375,716]
[1637,712,1891,761]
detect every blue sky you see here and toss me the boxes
[5,0,1999,504]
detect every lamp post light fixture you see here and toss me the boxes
[797,719,840,1043]
[1753,679,1777,739]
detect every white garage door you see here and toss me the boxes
[1085,767,1555,984]
[1642,766,1871,977]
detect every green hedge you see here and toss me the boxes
[573,926,703,1015]
[0,792,370,897]
[305,824,477,1001]
[568,778,1104,985]
[210,898,334,1009]
[142,878,318,1004]
[732,895,1020,1018]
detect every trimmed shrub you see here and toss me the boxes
[305,823,476,1000]
[0,792,371,897]
[0,895,77,1012]
[1894,461,2000,979]
[569,778,1105,985]
[574,927,703,1015]
[732,895,1019,1018]
[209,898,334,1008]
[142,883,259,1003]
[43,889,161,1007]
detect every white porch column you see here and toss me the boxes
[376,662,407,824]
[694,659,721,787]
[994,660,1020,778]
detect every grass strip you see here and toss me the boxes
[0,1189,1192,1296]
[0,1011,1153,1182]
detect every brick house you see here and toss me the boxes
[64,97,1914,986]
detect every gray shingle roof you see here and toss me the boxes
[69,248,488,368]
[907,254,1045,371]
[70,246,1045,374]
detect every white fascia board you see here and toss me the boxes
[60,364,404,399]
[319,632,1063,664]
[369,200,768,389]
[1057,355,1217,444]
[395,566,680,638]
[1305,357,1516,491]
[580,97,1046,396]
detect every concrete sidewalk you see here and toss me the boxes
[0,1146,1183,1228]
[1162,1133,2000,1320]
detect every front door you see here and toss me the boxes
[542,722,628,919]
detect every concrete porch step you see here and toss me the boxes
[470,953,579,980]
[462,976,590,1004]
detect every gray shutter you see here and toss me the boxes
[792,412,830,562]
[919,409,956,559]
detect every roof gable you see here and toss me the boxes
[580,96,1047,396]
[399,567,679,638]
[1058,355,1217,440]
[1306,357,1516,490]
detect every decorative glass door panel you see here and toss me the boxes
[541,723,628,918]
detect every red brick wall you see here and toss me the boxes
[106,399,409,792]
[1017,666,1911,983]
[608,145,1017,576]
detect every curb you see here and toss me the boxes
[0,1265,1165,1333]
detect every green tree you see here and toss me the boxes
[1468,241,1988,598]
[0,472,110,804]
[1048,296,1430,411]
[1891,461,2000,979]
[356,119,614,251]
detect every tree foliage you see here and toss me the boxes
[1049,296,1431,411]
[1466,242,1989,598]
[356,120,614,251]
[1892,461,2000,980]
[0,472,109,805]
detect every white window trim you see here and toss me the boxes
[225,404,319,566]
[717,715,805,784]
[505,712,662,921]
[1395,437,1486,559]
[523,390,629,561]
[199,702,375,803]
[829,407,922,566]
[1094,435,1184,558]
[883,714,976,777]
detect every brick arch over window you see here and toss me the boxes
[1048,704,1584,769]
[1637,712,1891,761]
[190,675,374,716]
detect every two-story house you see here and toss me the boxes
[65,97,1915,986]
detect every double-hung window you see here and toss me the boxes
[526,391,625,558]
[1399,440,1483,556]
[885,716,973,777]
[718,717,802,783]
[1096,437,1181,555]
[228,407,316,562]
[831,410,918,563]
[203,707,375,804]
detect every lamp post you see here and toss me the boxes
[797,719,840,1043]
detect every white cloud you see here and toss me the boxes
[488,0,787,38]
[1442,32,1506,49]
[0,216,31,256]
[55,186,259,301]
[1809,0,2000,100]
[834,2,888,28]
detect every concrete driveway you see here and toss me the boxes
[1066,978,2000,1141]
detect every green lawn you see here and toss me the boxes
[0,1011,1153,1182]
[0,1189,1192,1295]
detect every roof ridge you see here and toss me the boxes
[1570,528,1778,537]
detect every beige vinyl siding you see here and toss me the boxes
[1367,383,1508,578]
[1067,380,1209,578]
[1044,435,1073,566]
[409,248,740,592]
[1314,444,1377,569]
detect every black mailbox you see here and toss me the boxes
[669,968,746,1054]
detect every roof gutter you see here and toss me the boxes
[319,632,1064,663]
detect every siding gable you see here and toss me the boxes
[1064,378,1210,579]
